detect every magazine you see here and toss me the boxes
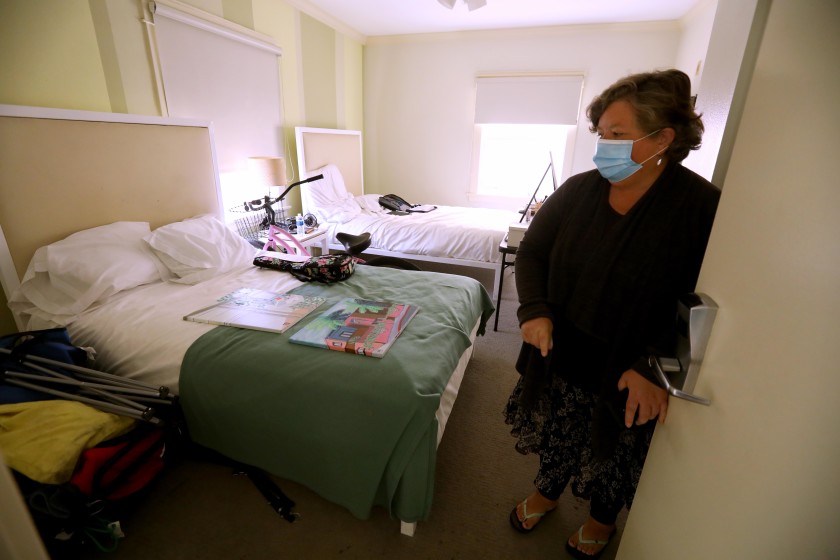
[288,298,419,358]
[184,288,325,334]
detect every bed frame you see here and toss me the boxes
[0,104,222,332]
[294,126,503,297]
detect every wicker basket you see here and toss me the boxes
[230,200,289,242]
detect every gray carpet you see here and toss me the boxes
[79,267,626,559]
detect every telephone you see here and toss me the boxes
[378,194,437,214]
[379,194,413,212]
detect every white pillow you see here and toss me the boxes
[145,214,257,284]
[355,194,387,214]
[15,222,168,317]
[303,164,361,224]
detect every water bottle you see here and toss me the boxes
[295,213,305,234]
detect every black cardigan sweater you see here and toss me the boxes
[513,162,719,446]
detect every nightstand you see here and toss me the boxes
[290,226,328,255]
[257,226,328,256]
[494,236,518,331]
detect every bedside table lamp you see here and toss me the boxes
[248,156,288,226]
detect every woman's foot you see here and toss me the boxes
[565,516,616,559]
[508,491,558,533]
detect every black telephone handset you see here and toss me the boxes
[379,194,413,212]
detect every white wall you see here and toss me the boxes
[363,2,720,208]
[364,23,681,207]
[674,0,718,95]
[682,0,763,184]
[0,454,49,560]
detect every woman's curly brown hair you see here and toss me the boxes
[586,69,704,163]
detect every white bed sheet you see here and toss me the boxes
[65,264,477,444]
[324,206,520,263]
[66,265,302,394]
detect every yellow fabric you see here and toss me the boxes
[0,400,135,484]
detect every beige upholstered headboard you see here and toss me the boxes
[294,126,364,200]
[0,105,223,333]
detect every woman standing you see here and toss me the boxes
[505,69,719,559]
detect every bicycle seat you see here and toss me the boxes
[336,232,372,255]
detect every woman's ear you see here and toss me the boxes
[660,127,676,148]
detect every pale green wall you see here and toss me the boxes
[342,37,364,132]
[0,0,111,111]
[221,0,253,28]
[300,13,337,129]
[0,0,363,148]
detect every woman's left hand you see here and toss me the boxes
[617,369,669,428]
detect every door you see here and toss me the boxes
[617,1,840,559]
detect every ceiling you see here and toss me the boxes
[291,0,703,38]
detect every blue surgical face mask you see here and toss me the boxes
[592,129,664,182]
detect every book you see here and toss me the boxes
[288,297,419,358]
[184,288,325,334]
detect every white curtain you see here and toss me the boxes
[474,75,584,125]
[151,2,284,173]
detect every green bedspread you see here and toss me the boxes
[179,266,494,522]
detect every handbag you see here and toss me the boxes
[253,253,355,283]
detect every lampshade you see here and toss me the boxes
[248,156,287,187]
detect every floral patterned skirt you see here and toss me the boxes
[504,372,654,513]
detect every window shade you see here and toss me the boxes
[474,75,584,125]
[151,2,283,173]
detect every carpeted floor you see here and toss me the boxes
[76,267,626,560]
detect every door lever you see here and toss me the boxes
[647,292,718,407]
[649,354,711,406]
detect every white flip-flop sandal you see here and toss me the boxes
[508,498,555,533]
[565,525,616,559]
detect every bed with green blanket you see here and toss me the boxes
[179,266,494,525]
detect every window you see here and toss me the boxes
[474,123,573,199]
[471,75,583,203]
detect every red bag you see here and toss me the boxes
[70,425,167,501]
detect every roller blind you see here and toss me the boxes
[151,2,283,173]
[474,75,584,125]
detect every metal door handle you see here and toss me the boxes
[649,355,711,406]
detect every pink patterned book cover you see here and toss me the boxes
[289,297,419,358]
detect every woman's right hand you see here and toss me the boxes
[521,317,553,357]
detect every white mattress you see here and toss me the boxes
[65,264,477,441]
[66,265,301,394]
[324,206,520,263]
